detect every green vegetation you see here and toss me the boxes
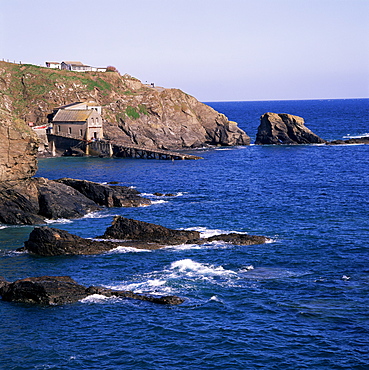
[138,104,148,115]
[125,106,140,119]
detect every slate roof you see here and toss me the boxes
[62,61,88,66]
[53,109,92,122]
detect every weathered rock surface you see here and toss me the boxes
[0,276,184,305]
[102,216,201,245]
[21,226,118,255]
[20,218,268,256]
[56,178,150,207]
[0,178,150,225]
[0,112,39,182]
[255,112,326,145]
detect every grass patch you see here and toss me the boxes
[125,106,140,119]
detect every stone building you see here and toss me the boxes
[51,102,103,141]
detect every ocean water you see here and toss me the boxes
[1,99,368,369]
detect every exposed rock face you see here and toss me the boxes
[0,113,39,182]
[56,178,150,207]
[104,89,250,149]
[255,112,326,145]
[22,226,117,256]
[0,276,184,305]
[0,178,150,225]
[102,216,201,245]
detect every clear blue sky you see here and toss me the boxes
[1,0,368,101]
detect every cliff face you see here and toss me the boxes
[0,111,38,181]
[0,61,250,153]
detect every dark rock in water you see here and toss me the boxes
[21,226,118,256]
[327,137,369,145]
[21,221,268,257]
[0,177,150,225]
[0,276,88,305]
[255,112,326,145]
[0,276,184,305]
[102,216,200,245]
[57,178,151,207]
[205,233,267,245]
[0,178,99,225]
[37,178,101,220]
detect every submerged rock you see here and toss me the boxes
[0,276,184,305]
[255,112,326,145]
[327,137,369,145]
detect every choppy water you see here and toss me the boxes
[1,99,368,369]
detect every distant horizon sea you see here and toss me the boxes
[1,98,368,369]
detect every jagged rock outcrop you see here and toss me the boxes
[56,178,150,207]
[102,216,201,245]
[0,276,184,305]
[20,219,268,256]
[0,61,250,151]
[0,178,150,225]
[255,112,326,145]
[21,226,118,255]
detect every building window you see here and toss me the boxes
[80,129,83,137]
[58,125,61,133]
[96,118,98,123]
[68,127,72,134]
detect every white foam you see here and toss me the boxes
[184,226,246,239]
[0,225,8,230]
[169,259,237,278]
[106,246,151,254]
[44,218,72,224]
[82,211,112,219]
[151,199,168,205]
[80,294,121,303]
[343,133,369,139]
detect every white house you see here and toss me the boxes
[45,62,61,69]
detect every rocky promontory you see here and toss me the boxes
[0,178,150,225]
[0,61,250,150]
[255,112,326,145]
[0,276,184,305]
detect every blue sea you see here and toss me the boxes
[1,99,368,369]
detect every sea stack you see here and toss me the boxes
[255,112,326,145]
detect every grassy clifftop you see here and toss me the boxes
[0,61,250,150]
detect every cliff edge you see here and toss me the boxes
[0,61,250,151]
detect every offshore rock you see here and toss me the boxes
[21,226,118,256]
[205,233,268,246]
[255,112,326,145]
[102,216,268,247]
[327,137,369,145]
[102,216,201,245]
[0,276,184,305]
[56,178,151,207]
